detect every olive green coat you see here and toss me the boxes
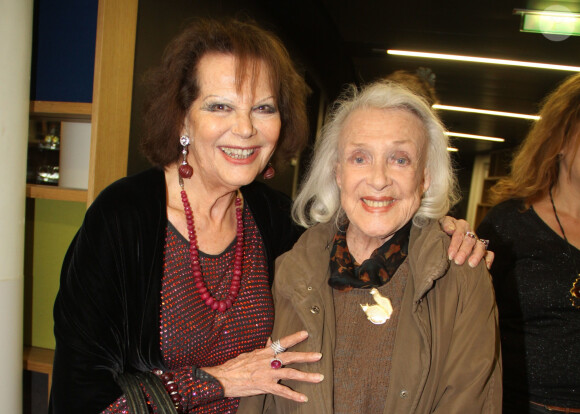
[238,219,502,414]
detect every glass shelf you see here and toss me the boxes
[27,101,92,202]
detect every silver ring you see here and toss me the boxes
[270,339,287,355]
[478,238,490,250]
[465,231,477,239]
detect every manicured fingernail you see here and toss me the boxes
[468,259,476,268]
[318,374,324,381]
[301,395,308,402]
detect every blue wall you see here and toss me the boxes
[30,0,98,102]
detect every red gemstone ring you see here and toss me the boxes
[270,358,283,369]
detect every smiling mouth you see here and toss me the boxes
[362,198,396,208]
[220,147,256,159]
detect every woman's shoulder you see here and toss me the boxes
[409,219,491,299]
[482,198,527,221]
[86,168,166,219]
[275,223,336,294]
[275,223,334,274]
[477,198,530,238]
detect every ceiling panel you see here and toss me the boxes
[292,0,580,156]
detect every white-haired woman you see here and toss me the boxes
[238,81,502,414]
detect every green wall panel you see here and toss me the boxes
[26,199,85,349]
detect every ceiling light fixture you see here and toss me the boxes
[514,8,580,37]
[446,132,505,142]
[387,49,580,72]
[433,104,540,120]
[447,147,459,152]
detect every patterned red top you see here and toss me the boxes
[103,206,274,413]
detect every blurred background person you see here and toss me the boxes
[478,72,580,413]
[383,67,439,107]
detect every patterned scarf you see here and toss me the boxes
[328,221,411,291]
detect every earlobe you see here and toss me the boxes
[422,169,431,193]
[181,118,190,137]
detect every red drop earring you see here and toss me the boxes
[262,163,275,179]
[178,135,193,179]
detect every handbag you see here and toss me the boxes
[117,371,178,414]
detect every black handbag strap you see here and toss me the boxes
[117,373,149,413]
[117,371,178,414]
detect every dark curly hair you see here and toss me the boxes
[140,18,309,168]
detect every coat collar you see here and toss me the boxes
[275,219,451,306]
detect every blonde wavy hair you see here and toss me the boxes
[292,81,459,228]
[490,72,580,206]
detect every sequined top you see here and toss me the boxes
[103,205,274,413]
[478,199,580,410]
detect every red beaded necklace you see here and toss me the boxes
[179,180,244,313]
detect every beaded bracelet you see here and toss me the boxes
[152,369,183,413]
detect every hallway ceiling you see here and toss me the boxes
[263,0,580,157]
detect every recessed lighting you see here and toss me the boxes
[433,104,540,120]
[446,132,505,142]
[387,49,580,72]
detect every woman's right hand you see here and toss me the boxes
[200,330,323,402]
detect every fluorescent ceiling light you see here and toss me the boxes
[446,132,505,142]
[387,49,580,72]
[515,8,580,37]
[433,104,540,120]
[447,147,459,152]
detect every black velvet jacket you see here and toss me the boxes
[49,168,303,414]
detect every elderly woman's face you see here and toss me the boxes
[182,53,281,190]
[336,107,429,247]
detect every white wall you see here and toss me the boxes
[0,0,34,411]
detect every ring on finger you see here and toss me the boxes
[465,231,477,239]
[270,339,287,355]
[478,238,490,250]
[270,357,283,369]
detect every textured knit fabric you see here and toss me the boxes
[478,199,580,412]
[332,266,407,414]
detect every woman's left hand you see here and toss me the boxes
[439,216,494,269]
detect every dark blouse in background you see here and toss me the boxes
[477,199,580,412]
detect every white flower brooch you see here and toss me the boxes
[360,288,393,324]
